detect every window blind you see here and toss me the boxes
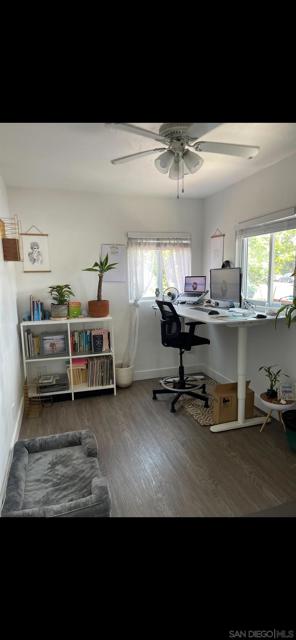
[127,231,191,247]
[235,207,296,239]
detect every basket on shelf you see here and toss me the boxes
[24,379,42,417]
[0,215,22,261]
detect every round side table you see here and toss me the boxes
[259,393,296,432]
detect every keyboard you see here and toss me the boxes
[188,306,230,317]
[227,308,247,314]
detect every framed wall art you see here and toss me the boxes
[101,243,127,282]
[21,226,51,272]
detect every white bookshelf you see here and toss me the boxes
[20,316,116,401]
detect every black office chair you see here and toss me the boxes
[152,300,210,413]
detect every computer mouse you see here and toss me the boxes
[208,310,219,315]
[256,313,267,319]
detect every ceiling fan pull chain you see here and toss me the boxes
[182,159,185,194]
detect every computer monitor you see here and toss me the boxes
[184,276,206,294]
[210,268,242,306]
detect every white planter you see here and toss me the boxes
[115,365,134,388]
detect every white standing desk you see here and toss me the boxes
[175,305,284,433]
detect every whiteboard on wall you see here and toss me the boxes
[101,244,127,282]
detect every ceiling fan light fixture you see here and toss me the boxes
[169,155,182,181]
[154,149,174,174]
[183,149,203,174]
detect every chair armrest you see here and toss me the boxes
[185,321,204,336]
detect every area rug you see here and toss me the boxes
[179,376,217,426]
[179,375,262,427]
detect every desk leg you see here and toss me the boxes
[210,325,265,433]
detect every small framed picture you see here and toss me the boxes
[278,383,295,402]
[40,332,68,357]
[21,233,51,272]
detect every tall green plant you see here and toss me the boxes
[83,254,118,300]
[49,284,75,305]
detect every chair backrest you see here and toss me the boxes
[156,300,181,346]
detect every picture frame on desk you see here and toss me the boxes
[40,332,68,357]
[278,383,296,402]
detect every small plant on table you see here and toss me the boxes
[258,364,289,399]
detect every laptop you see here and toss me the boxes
[179,276,207,302]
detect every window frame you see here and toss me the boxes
[238,222,296,307]
[127,232,192,302]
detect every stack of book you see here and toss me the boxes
[24,330,41,358]
[67,358,88,386]
[37,373,69,394]
[88,355,113,387]
[30,295,44,321]
[70,328,111,354]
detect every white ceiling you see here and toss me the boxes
[0,123,296,198]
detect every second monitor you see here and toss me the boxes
[210,267,242,306]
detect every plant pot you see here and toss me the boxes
[88,300,109,318]
[51,303,68,319]
[282,411,296,452]
[68,301,81,318]
[266,388,277,399]
[115,365,134,388]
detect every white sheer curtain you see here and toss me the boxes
[122,233,191,368]
[160,239,191,292]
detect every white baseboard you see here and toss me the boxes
[0,396,24,511]
[134,363,206,381]
[201,364,234,384]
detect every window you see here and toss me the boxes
[236,208,296,306]
[127,232,191,302]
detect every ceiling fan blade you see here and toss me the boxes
[105,123,169,144]
[195,141,260,159]
[186,123,222,139]
[111,148,167,165]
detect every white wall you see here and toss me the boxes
[0,176,23,505]
[8,189,207,378]
[202,152,296,398]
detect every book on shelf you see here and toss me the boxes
[71,328,111,354]
[38,374,54,385]
[92,333,104,353]
[87,355,113,387]
[72,357,88,367]
[37,373,69,394]
[67,366,88,386]
[30,295,44,321]
[24,330,41,358]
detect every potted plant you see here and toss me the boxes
[274,268,296,450]
[275,268,296,327]
[83,254,118,317]
[258,364,289,399]
[49,284,75,319]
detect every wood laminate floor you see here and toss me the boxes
[19,379,296,517]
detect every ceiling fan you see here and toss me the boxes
[105,123,260,198]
